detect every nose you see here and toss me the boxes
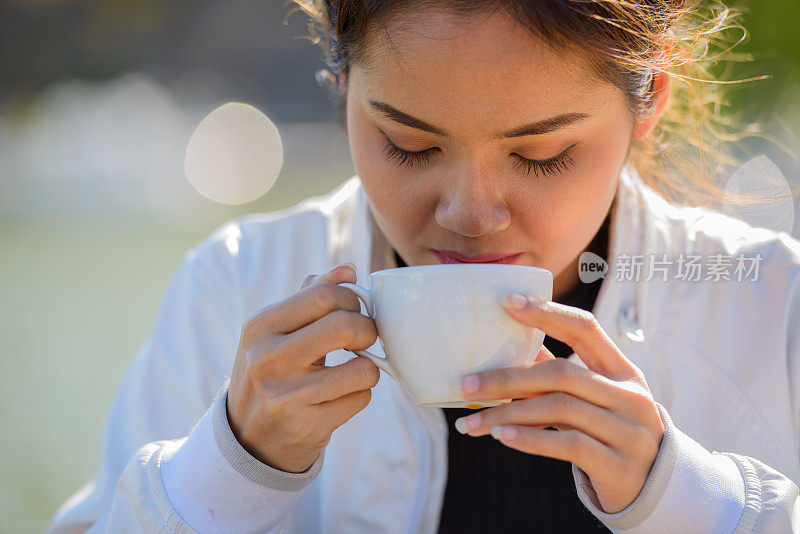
[434,170,511,238]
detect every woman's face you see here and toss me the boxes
[344,7,638,299]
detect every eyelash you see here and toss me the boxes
[510,148,576,178]
[382,138,577,178]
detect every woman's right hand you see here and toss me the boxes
[226,263,380,473]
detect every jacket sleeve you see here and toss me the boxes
[571,401,800,533]
[46,238,324,533]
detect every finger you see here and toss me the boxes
[315,388,373,434]
[491,424,619,477]
[508,345,555,400]
[506,345,556,398]
[462,357,624,409]
[464,358,657,423]
[500,293,635,379]
[285,281,362,331]
[490,425,618,477]
[272,309,378,368]
[292,356,380,404]
[301,270,355,367]
[244,274,360,341]
[454,391,628,449]
[301,263,356,289]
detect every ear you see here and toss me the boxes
[633,69,671,140]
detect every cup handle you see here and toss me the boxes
[339,282,399,380]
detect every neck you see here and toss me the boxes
[552,257,582,301]
[553,198,614,301]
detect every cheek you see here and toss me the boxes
[542,120,629,215]
[514,126,624,265]
[347,106,432,234]
[512,197,575,247]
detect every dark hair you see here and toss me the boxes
[289,0,784,208]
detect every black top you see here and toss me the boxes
[391,212,611,533]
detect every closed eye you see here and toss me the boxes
[511,144,577,177]
[381,133,577,178]
[382,138,437,168]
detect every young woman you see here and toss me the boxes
[49,1,800,532]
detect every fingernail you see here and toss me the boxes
[454,418,468,434]
[506,292,527,309]
[332,262,356,274]
[461,374,480,394]
[491,425,517,440]
[454,413,481,434]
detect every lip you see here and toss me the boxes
[431,249,524,264]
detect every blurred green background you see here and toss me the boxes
[0,1,798,531]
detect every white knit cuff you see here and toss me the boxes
[159,382,325,533]
[572,401,746,533]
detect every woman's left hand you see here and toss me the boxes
[455,292,666,514]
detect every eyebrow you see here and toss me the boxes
[368,100,589,141]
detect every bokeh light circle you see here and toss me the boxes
[184,102,283,205]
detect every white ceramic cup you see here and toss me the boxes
[340,263,552,408]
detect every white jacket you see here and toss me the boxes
[47,166,800,533]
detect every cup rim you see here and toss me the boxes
[370,263,552,277]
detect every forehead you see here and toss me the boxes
[353,6,610,125]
